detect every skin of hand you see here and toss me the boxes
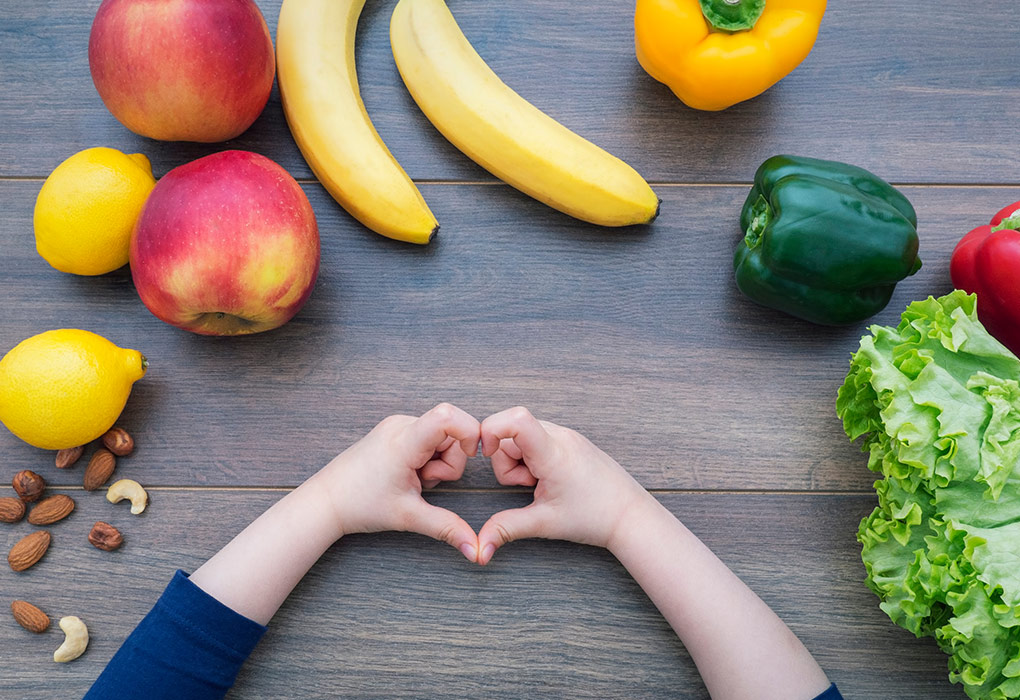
[476,406,831,700]
[476,406,650,564]
[190,403,481,625]
[309,401,481,556]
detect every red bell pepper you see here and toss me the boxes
[950,201,1020,356]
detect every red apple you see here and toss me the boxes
[89,0,275,143]
[130,151,320,335]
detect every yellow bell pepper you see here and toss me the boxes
[635,0,826,111]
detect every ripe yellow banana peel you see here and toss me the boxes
[390,0,660,227]
[277,0,438,244]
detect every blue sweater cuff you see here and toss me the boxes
[160,570,267,656]
[84,570,267,700]
[813,683,843,700]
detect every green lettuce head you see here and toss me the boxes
[837,290,1020,699]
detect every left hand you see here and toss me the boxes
[310,403,481,562]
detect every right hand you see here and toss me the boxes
[476,407,651,565]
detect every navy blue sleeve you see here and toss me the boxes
[84,570,267,700]
[813,683,843,700]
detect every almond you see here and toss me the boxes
[0,497,25,523]
[83,449,116,491]
[27,495,75,526]
[101,427,134,457]
[55,446,85,469]
[11,600,50,633]
[88,521,124,552]
[13,470,45,503]
[8,530,51,572]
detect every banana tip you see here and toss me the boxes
[648,199,662,224]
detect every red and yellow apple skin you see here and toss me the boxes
[130,151,320,336]
[88,0,275,143]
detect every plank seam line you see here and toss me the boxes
[2,175,1019,189]
[39,485,877,496]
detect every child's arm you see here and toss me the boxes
[476,407,835,700]
[85,403,481,700]
[189,402,482,624]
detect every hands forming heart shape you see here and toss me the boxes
[140,402,838,700]
[312,403,651,565]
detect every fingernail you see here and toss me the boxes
[460,543,477,562]
[481,543,495,564]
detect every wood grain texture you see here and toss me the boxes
[1,2,1016,698]
[0,490,960,699]
[0,180,1010,490]
[0,1,1018,183]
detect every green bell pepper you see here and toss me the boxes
[734,155,922,325]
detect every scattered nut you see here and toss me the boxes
[102,427,134,457]
[8,530,51,572]
[106,479,148,515]
[88,521,124,551]
[83,449,117,491]
[13,470,45,503]
[55,446,84,469]
[27,494,75,526]
[0,497,25,523]
[53,616,88,663]
[11,600,50,634]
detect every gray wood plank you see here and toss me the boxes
[0,1,1017,183]
[0,490,960,699]
[0,180,1007,491]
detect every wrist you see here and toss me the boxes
[291,475,347,544]
[605,488,670,559]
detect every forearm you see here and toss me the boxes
[608,494,830,700]
[189,475,340,625]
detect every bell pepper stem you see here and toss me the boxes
[699,0,766,32]
[744,195,772,249]
[991,209,1020,233]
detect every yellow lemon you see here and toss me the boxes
[0,329,148,450]
[34,147,157,276]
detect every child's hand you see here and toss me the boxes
[476,407,650,565]
[312,403,481,562]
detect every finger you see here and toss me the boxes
[419,455,465,484]
[420,436,471,484]
[489,446,538,487]
[403,501,480,563]
[435,435,456,454]
[500,438,523,461]
[480,407,553,464]
[477,504,552,565]
[405,403,480,460]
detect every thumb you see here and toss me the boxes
[477,504,551,565]
[403,501,479,563]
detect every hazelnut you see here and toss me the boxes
[88,522,124,552]
[101,427,134,457]
[13,470,45,503]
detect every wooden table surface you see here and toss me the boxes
[2,1,1018,698]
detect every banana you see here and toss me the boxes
[390,0,660,227]
[277,0,438,244]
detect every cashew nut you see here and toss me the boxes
[53,616,88,663]
[106,479,148,515]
